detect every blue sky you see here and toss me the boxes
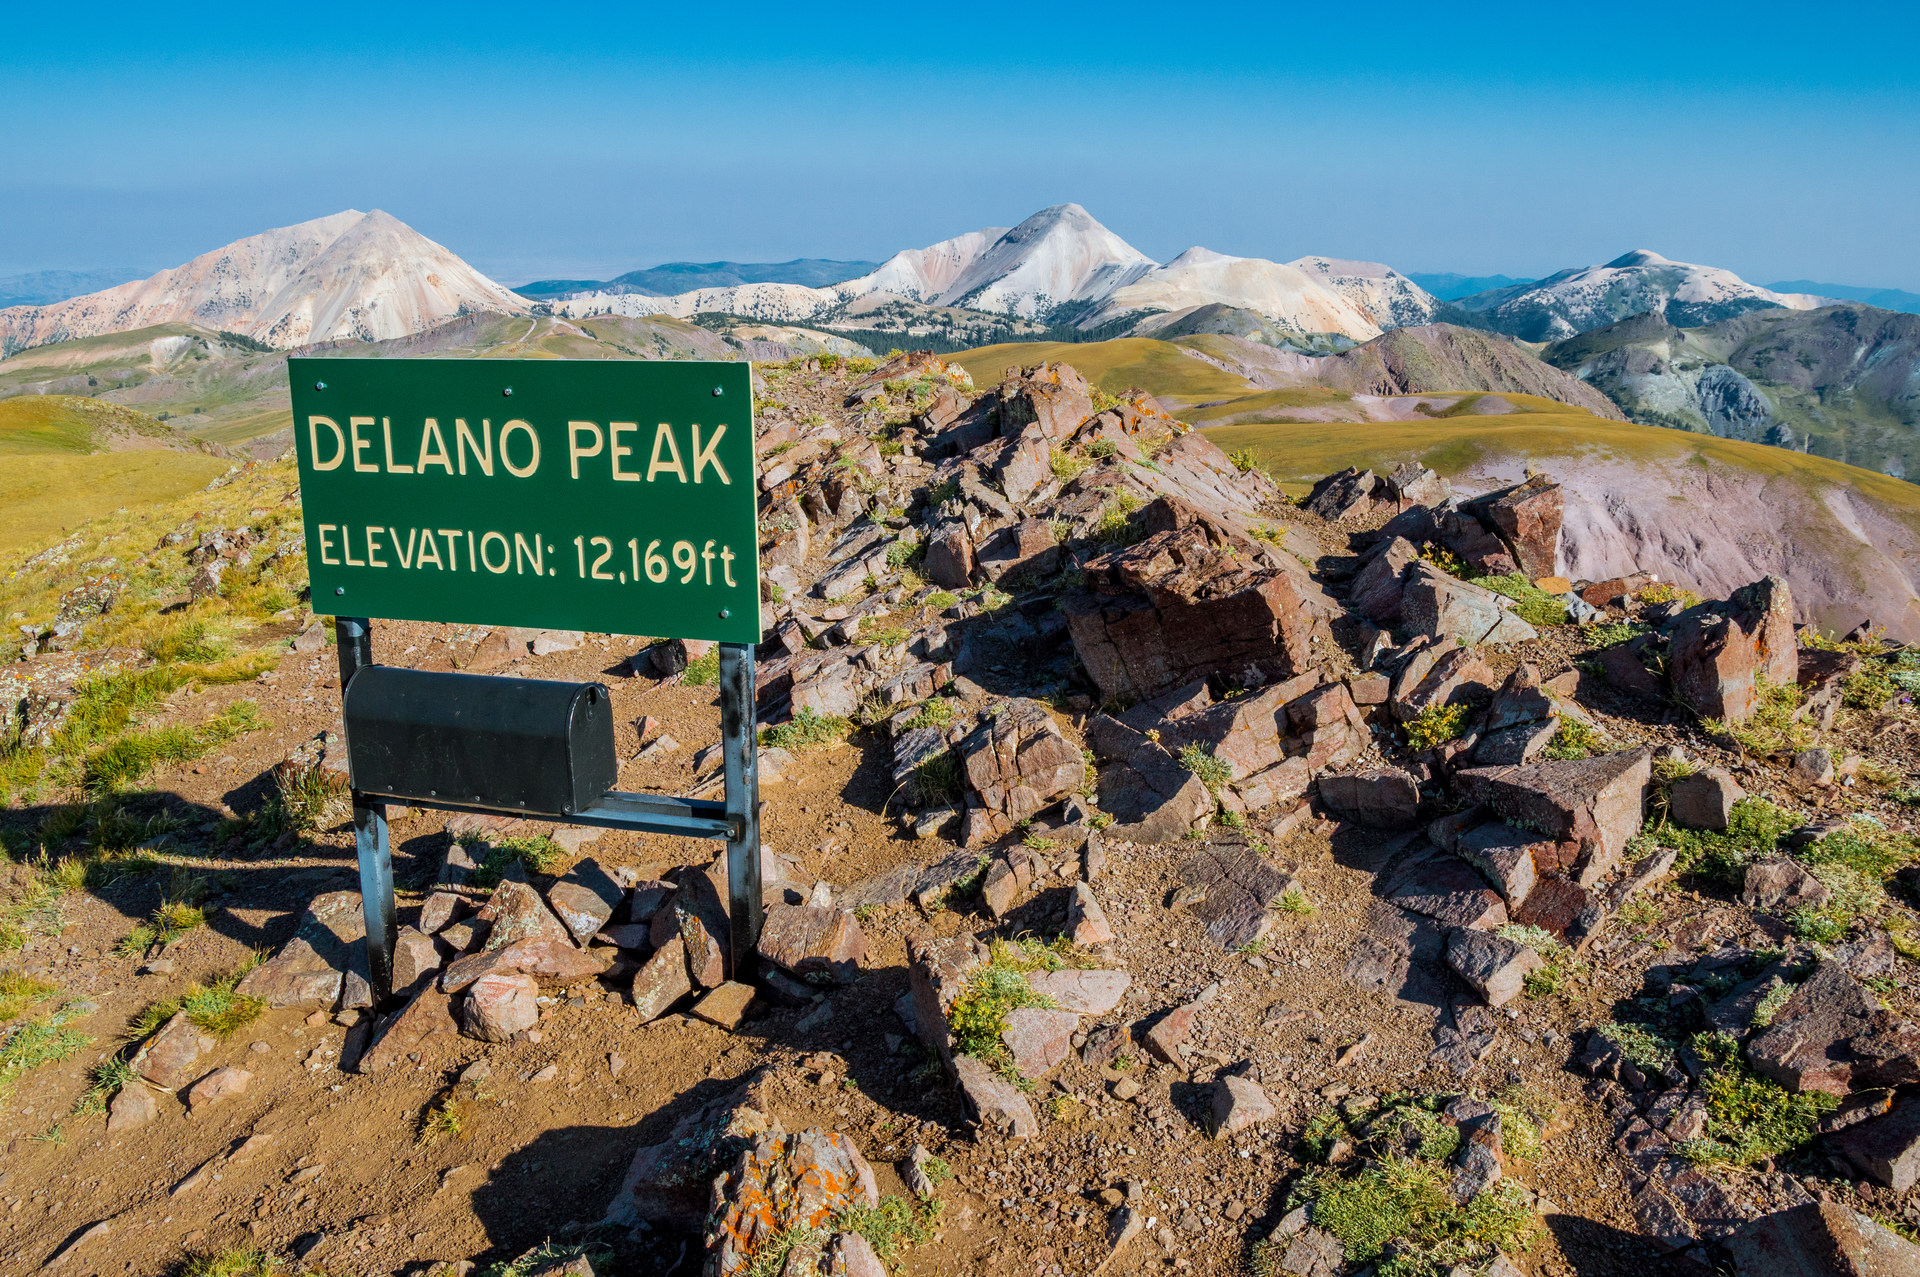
[4,1,1917,289]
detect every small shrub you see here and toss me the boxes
[1539,718,1602,761]
[924,591,959,610]
[1749,981,1794,1029]
[1418,544,1466,576]
[1049,449,1089,482]
[1677,1031,1837,1167]
[1178,743,1233,795]
[833,1195,940,1266]
[1598,1021,1676,1073]
[1712,675,1811,756]
[1404,703,1469,751]
[902,698,956,731]
[1293,1157,1538,1275]
[1843,667,1897,711]
[1638,582,1701,609]
[1586,622,1647,648]
[469,834,566,888]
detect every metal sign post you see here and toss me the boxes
[290,357,763,1002]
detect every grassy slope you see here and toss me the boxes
[0,453,229,558]
[0,396,228,557]
[1202,409,1920,523]
[946,337,1257,403]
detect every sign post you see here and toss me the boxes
[288,357,763,1000]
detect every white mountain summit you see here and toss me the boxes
[558,205,1433,342]
[0,210,529,358]
[1449,249,1835,341]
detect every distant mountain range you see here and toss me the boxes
[557,204,1441,346]
[0,268,151,308]
[513,259,880,299]
[1767,280,1920,315]
[1406,273,1534,302]
[3,207,1915,371]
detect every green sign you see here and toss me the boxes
[287,357,761,644]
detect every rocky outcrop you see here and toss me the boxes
[1064,498,1333,703]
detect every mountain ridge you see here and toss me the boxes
[1444,250,1834,341]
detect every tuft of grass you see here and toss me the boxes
[417,1091,465,1144]
[907,748,964,807]
[0,1004,91,1099]
[130,969,264,1040]
[82,699,266,795]
[739,1228,823,1277]
[682,648,721,686]
[1049,449,1090,482]
[1404,703,1469,752]
[1638,582,1701,609]
[0,972,57,1022]
[760,707,852,753]
[902,698,956,731]
[71,1055,138,1118]
[924,591,959,610]
[180,1249,295,1277]
[1677,1031,1837,1167]
[1278,886,1315,916]
[270,757,350,833]
[1477,573,1569,626]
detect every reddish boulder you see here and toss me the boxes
[998,362,1095,442]
[976,519,1062,583]
[1470,475,1563,577]
[1317,768,1421,829]
[922,521,975,589]
[606,1071,781,1227]
[463,971,539,1041]
[956,697,1085,844]
[1725,1201,1920,1276]
[1064,497,1334,703]
[755,904,868,985]
[1747,961,1920,1095]
[1454,749,1652,886]
[130,1013,217,1090]
[1668,576,1798,725]
[1349,536,1418,625]
[1304,468,1385,521]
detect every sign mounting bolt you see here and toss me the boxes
[314,381,326,390]
[335,587,345,595]
[718,609,730,619]
[502,387,513,397]
[712,386,724,396]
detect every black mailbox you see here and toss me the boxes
[342,667,618,816]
